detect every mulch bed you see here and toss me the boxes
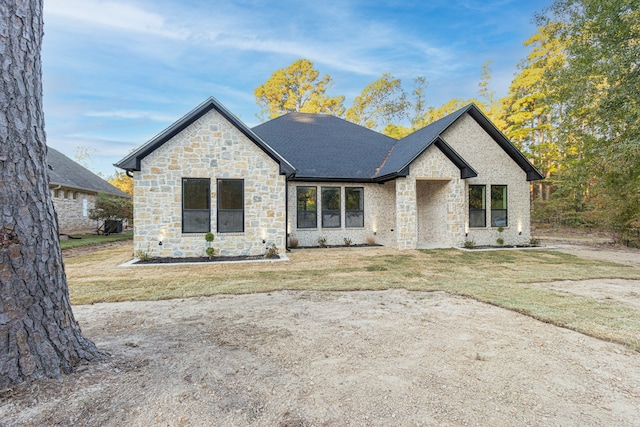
[134,255,275,264]
[290,244,382,250]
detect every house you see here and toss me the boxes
[115,96,543,257]
[47,147,131,235]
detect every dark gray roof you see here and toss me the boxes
[252,113,397,181]
[378,104,543,181]
[115,97,295,175]
[47,147,130,198]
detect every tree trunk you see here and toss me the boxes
[0,0,104,388]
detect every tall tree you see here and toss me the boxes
[502,24,567,202]
[346,73,409,132]
[108,171,134,196]
[1,0,104,388]
[538,0,640,237]
[254,58,345,120]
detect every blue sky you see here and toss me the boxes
[42,0,554,177]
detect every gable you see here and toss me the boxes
[378,104,543,182]
[115,97,295,175]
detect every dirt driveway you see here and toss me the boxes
[1,244,640,426]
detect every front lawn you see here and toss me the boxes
[60,230,133,250]
[65,245,640,351]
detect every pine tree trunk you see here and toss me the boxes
[0,0,105,388]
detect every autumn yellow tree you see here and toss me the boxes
[346,73,408,131]
[254,58,345,120]
[108,171,133,195]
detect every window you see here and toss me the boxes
[296,186,317,228]
[217,179,244,233]
[491,185,508,227]
[82,199,88,217]
[469,185,486,228]
[182,178,210,233]
[321,187,341,228]
[345,187,364,228]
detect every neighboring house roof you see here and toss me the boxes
[114,97,296,175]
[378,104,544,181]
[251,113,397,181]
[47,147,130,198]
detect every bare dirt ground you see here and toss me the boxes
[2,240,640,426]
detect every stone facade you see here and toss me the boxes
[287,181,396,248]
[443,114,532,246]
[396,146,466,249]
[133,109,287,258]
[50,187,96,234]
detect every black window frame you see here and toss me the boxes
[345,187,364,228]
[469,185,486,228]
[321,186,341,228]
[296,186,318,229]
[182,178,211,233]
[217,179,244,233]
[490,185,508,227]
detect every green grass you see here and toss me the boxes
[66,245,640,351]
[60,230,133,250]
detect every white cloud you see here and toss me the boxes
[44,0,189,39]
[85,109,176,122]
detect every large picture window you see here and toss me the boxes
[182,178,210,233]
[345,187,364,228]
[469,185,486,228]
[217,179,244,233]
[491,185,508,227]
[321,187,341,228]
[297,186,317,229]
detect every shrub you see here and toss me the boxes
[366,235,376,245]
[265,244,279,259]
[529,237,541,246]
[463,239,476,249]
[288,235,299,248]
[496,237,504,246]
[135,246,152,262]
[343,237,352,247]
[205,247,216,259]
[205,232,215,243]
[317,236,327,248]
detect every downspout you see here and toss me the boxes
[285,174,290,252]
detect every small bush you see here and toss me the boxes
[497,226,505,233]
[496,237,504,246]
[205,232,215,243]
[288,235,299,248]
[135,248,152,262]
[317,236,327,248]
[463,239,476,249]
[343,237,352,247]
[265,245,279,259]
[529,237,541,246]
[366,235,376,245]
[205,247,216,259]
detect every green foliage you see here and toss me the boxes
[343,237,352,247]
[205,247,216,259]
[496,237,505,246]
[135,246,152,262]
[317,236,327,248]
[529,237,541,246]
[89,192,132,222]
[346,73,408,131]
[205,232,215,243]
[254,58,345,120]
[464,239,476,249]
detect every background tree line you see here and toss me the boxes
[254,0,640,246]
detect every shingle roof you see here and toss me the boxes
[47,147,130,198]
[115,97,295,175]
[251,113,397,181]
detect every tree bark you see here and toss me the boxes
[0,0,104,388]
